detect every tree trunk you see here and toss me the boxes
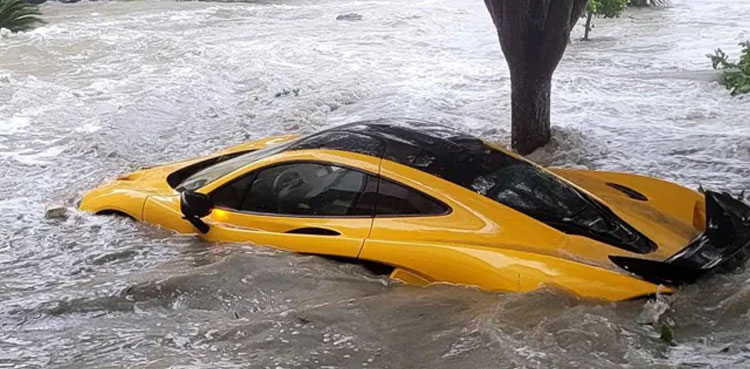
[510,73,552,154]
[583,11,593,41]
[484,0,589,154]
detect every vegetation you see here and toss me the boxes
[582,0,629,41]
[582,0,668,40]
[659,324,674,344]
[708,41,750,96]
[0,0,44,33]
[628,0,668,7]
[483,0,588,154]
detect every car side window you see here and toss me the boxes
[212,162,376,216]
[212,172,257,210]
[375,178,449,216]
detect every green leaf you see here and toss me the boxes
[0,0,45,33]
[587,0,629,18]
[581,0,628,39]
[709,41,750,96]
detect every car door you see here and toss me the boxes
[359,163,508,287]
[202,161,378,258]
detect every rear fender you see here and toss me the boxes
[360,240,670,301]
[611,191,750,285]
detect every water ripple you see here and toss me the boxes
[1,0,749,367]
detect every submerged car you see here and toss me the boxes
[80,119,750,301]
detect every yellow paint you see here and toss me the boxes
[212,208,229,222]
[79,134,704,301]
[390,268,430,286]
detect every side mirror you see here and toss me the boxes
[180,191,213,233]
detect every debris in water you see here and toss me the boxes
[336,13,363,21]
[296,316,312,325]
[275,88,300,98]
[636,292,672,326]
[44,205,68,220]
[660,324,675,344]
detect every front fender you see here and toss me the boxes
[142,195,197,234]
[79,184,148,220]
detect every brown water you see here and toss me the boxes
[1,0,750,367]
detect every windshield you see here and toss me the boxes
[176,141,295,192]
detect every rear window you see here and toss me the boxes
[464,149,588,221]
[382,136,655,252]
[383,138,587,221]
[375,178,449,216]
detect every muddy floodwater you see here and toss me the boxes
[1,0,750,367]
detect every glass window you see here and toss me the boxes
[384,137,598,221]
[289,131,384,157]
[175,130,383,192]
[213,162,375,217]
[375,178,449,216]
[167,151,251,189]
[210,163,449,218]
[467,156,589,222]
[176,140,298,192]
[211,172,256,210]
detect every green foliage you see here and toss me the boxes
[582,0,628,40]
[0,0,44,33]
[628,0,668,7]
[708,41,750,96]
[588,0,629,18]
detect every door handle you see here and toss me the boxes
[286,227,341,236]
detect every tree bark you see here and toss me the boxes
[510,72,552,154]
[484,0,589,154]
[583,11,593,41]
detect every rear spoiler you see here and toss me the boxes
[610,191,750,286]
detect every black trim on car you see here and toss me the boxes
[606,182,648,201]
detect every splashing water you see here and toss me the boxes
[1,0,750,367]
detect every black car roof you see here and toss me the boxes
[289,118,487,168]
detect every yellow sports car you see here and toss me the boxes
[80,119,750,301]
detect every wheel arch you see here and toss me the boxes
[95,209,137,220]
